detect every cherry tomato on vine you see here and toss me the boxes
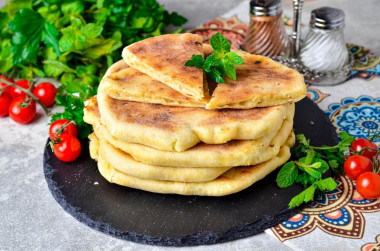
[53,134,81,162]
[8,97,36,124]
[350,138,378,160]
[344,155,373,180]
[33,82,57,108]
[0,92,12,117]
[356,172,380,199]
[0,76,14,95]
[49,119,78,140]
[10,79,34,99]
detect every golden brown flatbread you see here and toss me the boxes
[202,45,306,109]
[101,60,210,107]
[96,134,295,196]
[84,96,295,167]
[96,85,290,151]
[122,33,206,100]
[95,134,232,182]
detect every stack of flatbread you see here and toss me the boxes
[84,33,306,196]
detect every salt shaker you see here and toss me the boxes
[243,0,290,57]
[299,7,349,72]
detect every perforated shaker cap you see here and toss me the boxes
[250,0,282,16]
[310,7,345,30]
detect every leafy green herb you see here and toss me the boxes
[277,132,355,209]
[0,0,187,138]
[288,178,337,208]
[185,32,244,83]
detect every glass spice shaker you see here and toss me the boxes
[243,0,290,57]
[299,7,349,72]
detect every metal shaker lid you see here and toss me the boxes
[310,7,345,30]
[250,0,282,16]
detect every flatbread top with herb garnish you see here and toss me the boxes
[204,45,306,109]
[122,33,206,100]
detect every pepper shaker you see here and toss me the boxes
[243,0,290,57]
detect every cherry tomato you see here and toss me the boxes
[356,172,380,199]
[0,76,14,95]
[344,155,373,180]
[10,79,34,99]
[33,82,57,108]
[0,92,12,117]
[49,119,78,140]
[53,134,81,162]
[8,97,36,124]
[350,138,378,160]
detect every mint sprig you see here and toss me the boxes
[185,32,244,83]
[277,132,355,209]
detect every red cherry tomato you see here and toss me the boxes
[0,76,14,95]
[356,172,380,199]
[344,155,373,180]
[8,97,36,124]
[10,79,34,99]
[53,134,81,162]
[0,92,12,117]
[350,138,378,160]
[33,82,57,108]
[49,119,78,140]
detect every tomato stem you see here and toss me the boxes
[0,79,50,115]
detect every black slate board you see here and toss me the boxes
[43,97,338,246]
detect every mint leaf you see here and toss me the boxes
[297,134,309,147]
[220,61,236,81]
[225,52,244,65]
[276,161,298,188]
[185,55,204,68]
[8,8,45,64]
[206,68,225,84]
[204,53,222,70]
[210,32,230,53]
[315,178,337,191]
[289,185,316,209]
[299,165,322,179]
[186,33,244,83]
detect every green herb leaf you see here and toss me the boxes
[184,55,204,68]
[81,23,103,39]
[206,68,225,84]
[314,177,337,191]
[185,32,244,83]
[210,32,230,53]
[289,184,316,209]
[296,134,310,147]
[276,161,298,188]
[44,22,61,57]
[8,8,45,64]
[225,52,244,65]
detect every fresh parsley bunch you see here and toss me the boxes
[277,132,355,208]
[0,0,187,138]
[185,32,244,83]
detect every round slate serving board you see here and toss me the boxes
[43,97,338,246]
